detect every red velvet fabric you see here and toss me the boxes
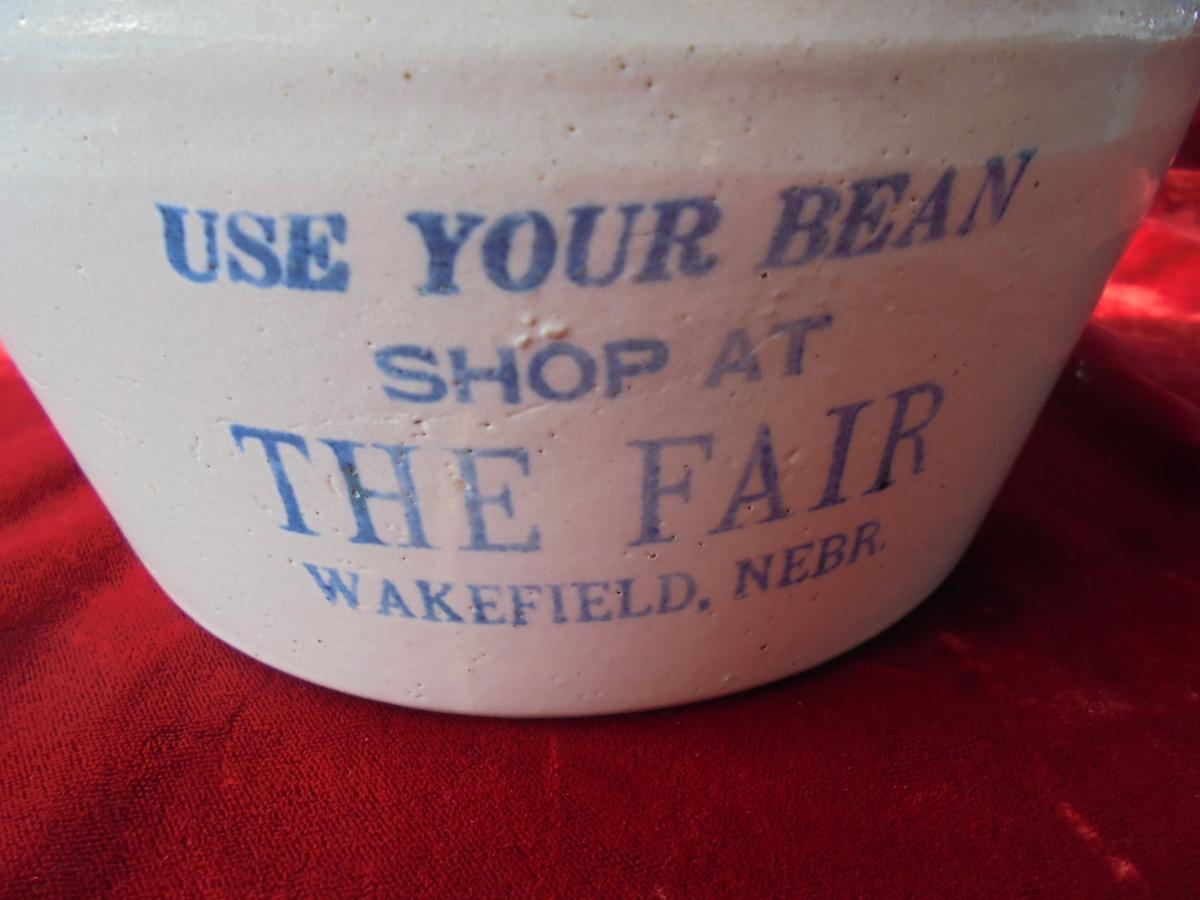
[4,147,1200,898]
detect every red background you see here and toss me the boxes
[3,109,1200,897]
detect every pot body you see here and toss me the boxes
[3,2,1199,714]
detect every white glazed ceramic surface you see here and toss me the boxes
[3,2,1199,715]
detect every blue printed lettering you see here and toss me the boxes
[378,579,417,618]
[894,168,956,247]
[629,434,715,546]
[453,448,541,552]
[566,204,645,287]
[760,186,841,268]
[832,173,910,258]
[735,554,772,598]
[772,315,833,376]
[509,585,543,626]
[303,562,360,608]
[229,424,316,536]
[813,532,847,577]
[285,213,349,292]
[958,148,1038,235]
[449,346,521,404]
[468,584,508,625]
[604,339,670,397]
[616,577,650,619]
[321,439,433,548]
[733,521,888,602]
[417,580,464,622]
[375,344,449,404]
[406,211,486,296]
[226,212,281,288]
[575,581,614,622]
[711,424,789,533]
[158,204,220,283]
[810,400,872,511]
[481,211,557,292]
[704,328,762,388]
[158,205,349,291]
[850,520,885,562]
[866,382,945,493]
[528,342,597,401]
[550,584,569,624]
[778,543,813,587]
[634,197,721,282]
[657,572,697,614]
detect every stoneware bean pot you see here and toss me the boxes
[3,1,1199,714]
